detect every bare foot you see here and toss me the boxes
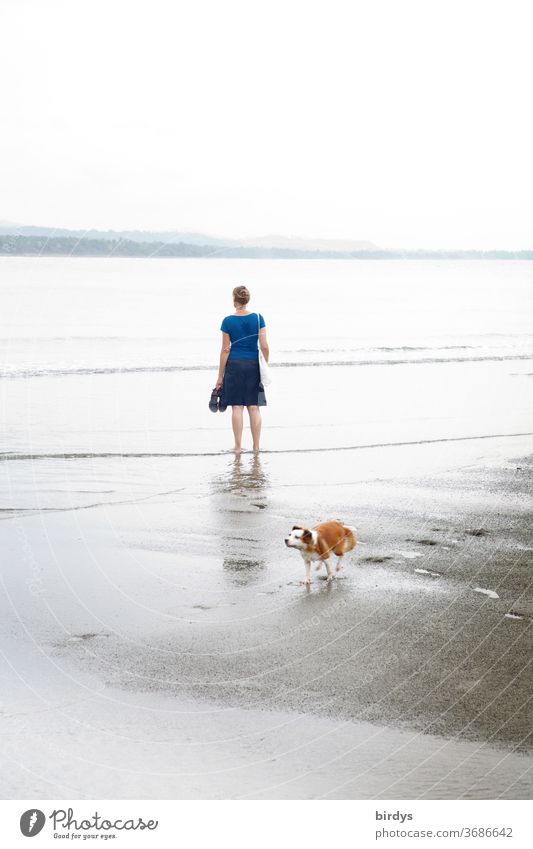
[230,446,242,454]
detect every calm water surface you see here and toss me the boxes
[1,257,532,505]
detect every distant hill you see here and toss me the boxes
[0,224,377,252]
[0,224,531,259]
[239,234,378,251]
[0,224,229,247]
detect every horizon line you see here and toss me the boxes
[0,221,531,254]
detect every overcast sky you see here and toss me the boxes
[1,0,531,248]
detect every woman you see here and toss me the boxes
[215,286,269,453]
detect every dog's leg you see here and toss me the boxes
[325,559,333,582]
[336,556,344,573]
[304,561,311,585]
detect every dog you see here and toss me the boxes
[284,520,357,584]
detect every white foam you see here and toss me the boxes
[473,587,499,600]
[397,550,423,559]
[414,568,441,577]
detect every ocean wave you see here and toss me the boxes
[281,345,478,353]
[1,431,532,461]
[1,353,532,379]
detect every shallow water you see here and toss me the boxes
[1,258,532,799]
[2,257,533,375]
[1,258,532,470]
[2,658,530,800]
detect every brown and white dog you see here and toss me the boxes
[284,521,357,584]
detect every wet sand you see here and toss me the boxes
[1,442,531,798]
[2,258,532,798]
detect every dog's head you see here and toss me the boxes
[284,525,314,550]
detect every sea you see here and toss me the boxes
[1,256,532,511]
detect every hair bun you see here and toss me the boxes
[233,285,250,305]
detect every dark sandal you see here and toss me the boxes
[209,389,219,412]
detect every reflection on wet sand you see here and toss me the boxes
[210,453,270,582]
[214,452,269,499]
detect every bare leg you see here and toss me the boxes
[304,560,311,585]
[247,405,262,452]
[231,406,244,453]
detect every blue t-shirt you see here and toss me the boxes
[220,313,266,360]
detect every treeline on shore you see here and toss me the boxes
[1,235,532,260]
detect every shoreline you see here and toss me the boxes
[2,429,533,462]
[2,445,531,798]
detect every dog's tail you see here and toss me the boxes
[334,520,358,549]
[336,520,357,534]
[343,525,357,550]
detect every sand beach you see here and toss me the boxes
[1,258,532,798]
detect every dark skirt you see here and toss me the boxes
[221,358,267,406]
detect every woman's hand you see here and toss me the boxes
[217,333,230,393]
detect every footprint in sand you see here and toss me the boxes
[65,633,102,644]
[362,555,394,564]
[406,538,438,546]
